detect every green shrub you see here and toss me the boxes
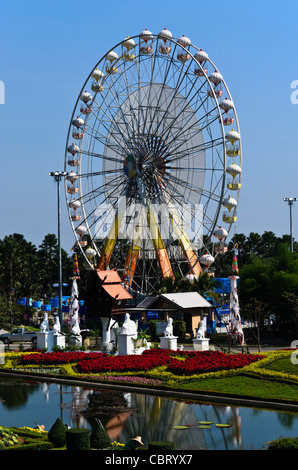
[173,320,186,342]
[66,428,90,450]
[267,436,298,450]
[90,422,111,449]
[48,418,66,448]
[4,441,54,450]
[148,441,176,450]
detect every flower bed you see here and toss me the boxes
[20,351,107,365]
[77,351,169,374]
[166,351,264,376]
[77,349,264,376]
[14,348,265,377]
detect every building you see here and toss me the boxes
[135,292,213,336]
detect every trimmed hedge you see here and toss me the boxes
[3,441,53,450]
[66,428,90,450]
[90,422,111,449]
[148,441,176,450]
[48,418,66,448]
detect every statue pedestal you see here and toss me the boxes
[36,331,54,351]
[68,334,82,348]
[193,338,210,351]
[160,336,178,351]
[118,333,136,355]
[53,333,65,349]
[101,317,113,352]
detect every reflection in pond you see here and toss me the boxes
[1,377,298,450]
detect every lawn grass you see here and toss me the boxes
[176,374,298,402]
[262,356,298,376]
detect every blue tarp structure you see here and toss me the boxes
[17,298,32,306]
[213,278,231,295]
[41,304,51,312]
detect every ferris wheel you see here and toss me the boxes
[64,28,242,294]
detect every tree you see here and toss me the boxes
[37,234,73,298]
[241,298,270,352]
[38,234,59,297]
[246,232,262,255]
[260,231,279,258]
[0,234,41,327]
[277,292,298,339]
[238,256,273,305]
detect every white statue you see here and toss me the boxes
[69,311,80,335]
[52,315,61,334]
[40,312,49,332]
[120,313,137,337]
[196,318,206,339]
[69,279,81,336]
[164,318,173,337]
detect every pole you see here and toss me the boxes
[57,175,62,329]
[290,201,293,253]
[49,171,68,330]
[283,197,297,253]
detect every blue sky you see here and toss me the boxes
[1,0,298,252]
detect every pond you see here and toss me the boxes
[1,377,298,450]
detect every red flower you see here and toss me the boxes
[20,348,264,376]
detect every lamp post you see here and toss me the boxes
[49,171,68,329]
[283,197,297,252]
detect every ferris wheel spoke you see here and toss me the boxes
[165,172,222,205]
[85,100,132,151]
[78,173,126,208]
[150,60,208,140]
[168,137,223,164]
[146,44,179,135]
[83,123,126,158]
[80,149,121,164]
[163,108,221,160]
[99,75,139,144]
[78,168,122,179]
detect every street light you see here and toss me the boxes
[283,197,297,252]
[49,171,68,329]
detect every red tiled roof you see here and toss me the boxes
[102,283,133,300]
[96,270,122,284]
[96,269,133,301]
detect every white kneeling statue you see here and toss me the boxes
[120,313,137,338]
[52,315,61,334]
[163,318,174,337]
[40,312,49,332]
[160,317,178,350]
[196,319,206,339]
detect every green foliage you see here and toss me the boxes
[48,418,66,448]
[90,422,111,449]
[0,425,19,447]
[0,233,73,301]
[154,271,217,297]
[4,441,54,450]
[148,440,176,450]
[173,320,186,342]
[66,428,90,450]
